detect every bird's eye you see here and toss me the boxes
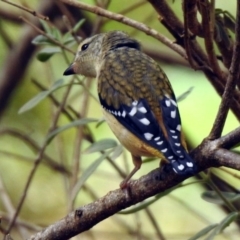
[81,43,89,51]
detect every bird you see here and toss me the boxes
[63,31,197,188]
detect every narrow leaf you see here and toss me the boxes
[46,118,98,143]
[223,14,236,32]
[32,35,53,45]
[71,150,111,201]
[143,157,157,163]
[176,87,194,102]
[52,28,62,42]
[119,197,158,214]
[19,79,65,114]
[187,224,217,240]
[18,91,49,114]
[36,47,61,62]
[63,35,75,45]
[84,139,118,154]
[119,186,178,214]
[201,191,240,204]
[215,20,231,49]
[206,212,238,240]
[214,212,238,234]
[39,19,52,34]
[110,145,123,160]
[72,19,85,33]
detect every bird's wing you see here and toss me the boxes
[98,49,197,175]
[99,96,170,156]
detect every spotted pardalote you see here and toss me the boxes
[63,31,197,188]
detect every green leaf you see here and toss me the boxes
[95,118,105,128]
[18,91,49,114]
[119,197,158,214]
[72,19,85,33]
[119,185,178,214]
[215,8,223,15]
[215,19,231,50]
[223,14,236,32]
[36,47,61,62]
[39,19,52,34]
[46,118,98,143]
[214,212,238,234]
[187,224,217,240]
[71,150,111,201]
[110,145,123,160]
[52,28,62,42]
[176,87,194,102]
[63,35,75,45]
[201,191,240,204]
[84,139,118,154]
[18,79,65,114]
[32,35,54,45]
[143,157,157,163]
[206,212,238,240]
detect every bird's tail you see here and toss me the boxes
[170,150,198,175]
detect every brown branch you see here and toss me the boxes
[59,0,187,60]
[0,8,22,23]
[0,129,70,175]
[216,127,240,149]
[212,148,240,170]
[27,137,240,240]
[0,0,54,116]
[183,0,203,36]
[59,0,240,123]
[214,15,234,69]
[20,16,74,54]
[183,0,198,69]
[1,0,49,20]
[5,77,76,235]
[147,0,184,35]
[0,21,13,48]
[199,0,223,80]
[143,46,189,67]
[25,116,240,240]
[0,0,92,116]
[209,1,240,139]
[119,0,147,16]
[26,169,192,240]
[148,0,240,122]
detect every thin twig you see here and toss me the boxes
[70,79,92,210]
[1,0,49,20]
[0,129,70,175]
[183,0,197,69]
[59,0,187,60]
[216,126,240,149]
[200,0,223,80]
[183,0,203,36]
[220,167,240,181]
[20,16,75,54]
[0,174,26,237]
[26,142,240,240]
[145,208,166,240]
[6,79,75,234]
[209,1,240,139]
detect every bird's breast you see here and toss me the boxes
[102,109,164,158]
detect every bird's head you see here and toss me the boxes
[63,31,141,78]
[63,33,105,78]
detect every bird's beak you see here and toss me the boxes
[63,63,75,76]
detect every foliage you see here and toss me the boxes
[0,1,239,240]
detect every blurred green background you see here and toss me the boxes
[0,0,239,239]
